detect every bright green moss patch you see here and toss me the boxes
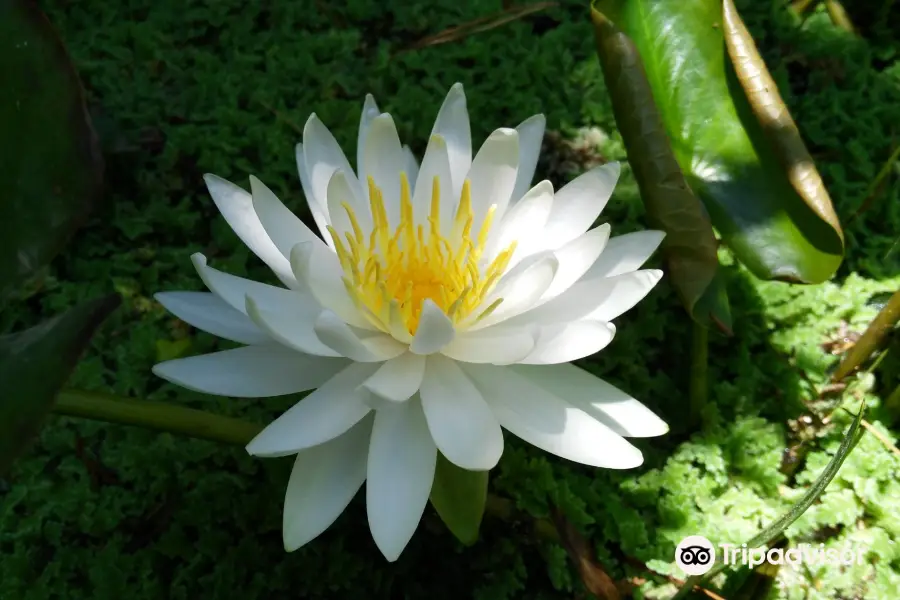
[2,0,900,598]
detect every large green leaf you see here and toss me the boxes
[429,453,488,545]
[0,0,104,299]
[591,9,731,331]
[0,295,119,473]
[592,0,844,283]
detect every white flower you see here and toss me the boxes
[153,83,668,561]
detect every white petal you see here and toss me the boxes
[203,174,298,288]
[246,362,378,457]
[290,241,373,329]
[584,230,666,279]
[282,415,372,551]
[296,142,334,248]
[510,114,546,204]
[191,253,305,315]
[467,128,519,240]
[155,291,269,345]
[462,364,643,469]
[361,114,405,228]
[314,310,405,362]
[303,114,364,217]
[153,345,350,398]
[402,145,419,194]
[245,294,339,357]
[484,180,553,266]
[420,355,503,470]
[542,224,611,300]
[440,325,536,364]
[250,175,321,262]
[409,300,455,355]
[357,93,381,175]
[412,135,454,233]
[506,269,663,326]
[520,320,616,364]
[361,352,426,403]
[469,254,558,330]
[542,162,620,250]
[512,364,668,438]
[326,169,372,240]
[429,83,471,199]
[366,398,437,561]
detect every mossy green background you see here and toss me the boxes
[2,0,900,598]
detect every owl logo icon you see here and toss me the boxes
[675,536,715,575]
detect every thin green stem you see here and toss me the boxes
[832,288,900,382]
[689,321,709,428]
[54,389,262,446]
[885,384,900,423]
[824,0,856,34]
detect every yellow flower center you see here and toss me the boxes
[327,173,516,335]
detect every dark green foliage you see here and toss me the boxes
[2,0,900,598]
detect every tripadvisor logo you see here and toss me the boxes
[675,535,867,576]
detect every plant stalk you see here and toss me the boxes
[689,321,709,428]
[832,288,900,382]
[54,389,262,446]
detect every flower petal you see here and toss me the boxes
[327,168,372,240]
[542,162,620,250]
[245,294,339,357]
[295,142,334,248]
[511,364,668,438]
[366,398,437,561]
[468,254,558,330]
[191,253,311,316]
[361,114,405,228]
[357,93,381,175]
[153,345,350,398]
[290,241,373,329]
[155,291,269,345]
[314,310,405,362]
[520,319,616,364]
[413,135,454,233]
[429,82,471,200]
[303,113,364,217]
[409,300,455,355]
[250,175,321,262]
[440,325,536,364]
[462,364,643,469]
[542,224,611,301]
[246,362,378,457]
[420,355,503,470]
[282,415,372,551]
[510,114,545,204]
[467,128,519,240]
[203,174,297,288]
[506,269,663,326]
[584,230,666,279]
[360,352,426,403]
[484,179,553,266]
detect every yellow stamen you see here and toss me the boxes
[335,173,515,334]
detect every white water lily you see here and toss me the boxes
[153,83,668,561]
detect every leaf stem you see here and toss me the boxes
[690,321,709,428]
[54,389,262,446]
[831,288,900,382]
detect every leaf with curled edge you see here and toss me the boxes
[592,0,844,284]
[722,0,843,246]
[591,7,731,332]
[0,294,119,474]
[0,0,104,299]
